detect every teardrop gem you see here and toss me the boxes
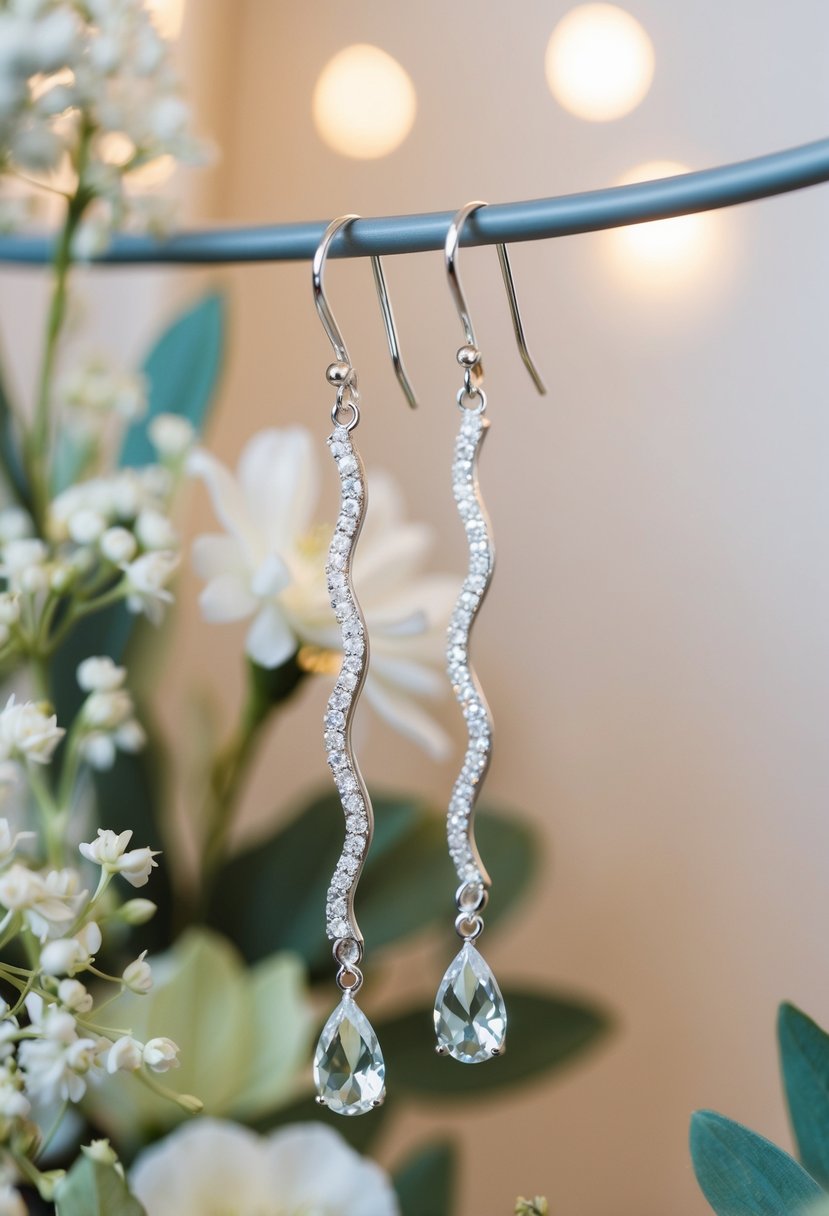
[313,993,386,1115]
[433,940,507,1063]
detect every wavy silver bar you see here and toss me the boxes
[323,425,372,953]
[446,408,494,891]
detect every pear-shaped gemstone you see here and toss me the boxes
[313,993,386,1115]
[433,940,507,1063]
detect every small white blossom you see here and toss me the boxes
[135,508,178,551]
[114,718,146,752]
[39,921,101,975]
[107,1035,143,1074]
[57,979,93,1014]
[0,696,65,766]
[119,898,156,925]
[123,951,152,994]
[77,656,126,693]
[100,526,137,564]
[80,732,116,770]
[79,829,159,888]
[56,359,147,422]
[0,866,80,939]
[0,539,48,592]
[19,1031,99,1104]
[122,550,178,624]
[83,689,133,730]
[142,1037,179,1073]
[0,818,35,866]
[149,413,195,460]
[68,508,107,545]
[0,1062,30,1124]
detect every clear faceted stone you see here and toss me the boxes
[433,941,506,1063]
[314,994,386,1116]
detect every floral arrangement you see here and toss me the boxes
[0,2,609,1213]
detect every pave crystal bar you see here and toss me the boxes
[323,426,372,949]
[446,408,494,889]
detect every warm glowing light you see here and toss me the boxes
[145,0,186,39]
[545,4,654,121]
[312,44,416,160]
[609,161,718,283]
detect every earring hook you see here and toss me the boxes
[313,215,419,410]
[445,201,547,396]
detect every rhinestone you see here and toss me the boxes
[314,994,385,1116]
[433,941,506,1063]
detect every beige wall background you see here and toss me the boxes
[3,2,829,1213]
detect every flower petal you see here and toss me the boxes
[188,449,264,567]
[198,574,257,623]
[245,603,297,669]
[364,675,452,760]
[262,1123,399,1214]
[131,1119,271,1215]
[238,428,319,552]
[250,552,291,599]
[191,534,247,581]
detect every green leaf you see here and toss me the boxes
[55,1157,146,1216]
[394,1141,457,1216]
[779,1003,829,1188]
[377,988,609,1098]
[690,1110,823,1216]
[120,290,226,469]
[206,792,539,971]
[205,792,424,967]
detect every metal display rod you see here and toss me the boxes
[1,136,828,266]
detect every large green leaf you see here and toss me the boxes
[690,1110,823,1216]
[120,290,225,468]
[206,793,538,971]
[55,1156,146,1216]
[377,988,609,1098]
[394,1141,457,1216]
[779,1003,829,1188]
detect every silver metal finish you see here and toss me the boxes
[445,201,547,396]
[313,214,419,412]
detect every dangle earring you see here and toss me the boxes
[311,215,418,1114]
[434,202,546,1063]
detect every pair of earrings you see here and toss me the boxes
[311,205,546,1117]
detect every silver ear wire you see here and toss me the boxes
[312,214,419,411]
[444,201,547,396]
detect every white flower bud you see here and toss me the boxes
[82,1139,119,1167]
[100,527,137,565]
[49,561,75,593]
[83,689,132,729]
[1,539,46,574]
[19,564,48,594]
[114,719,146,753]
[107,1035,143,1074]
[135,509,178,551]
[76,921,102,957]
[80,732,116,771]
[77,656,126,693]
[79,829,133,866]
[148,413,195,460]
[57,979,93,1013]
[143,1036,179,1072]
[39,938,83,976]
[148,96,189,143]
[119,898,156,925]
[68,509,106,545]
[116,846,159,888]
[122,951,152,994]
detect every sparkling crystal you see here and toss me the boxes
[433,941,506,1063]
[314,994,385,1116]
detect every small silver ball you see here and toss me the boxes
[457,345,481,369]
[326,361,352,386]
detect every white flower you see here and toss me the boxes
[77,656,126,693]
[190,428,456,757]
[142,1037,179,1073]
[39,921,101,975]
[56,359,147,421]
[119,898,156,925]
[80,732,116,770]
[19,1031,99,1104]
[83,689,133,729]
[0,594,20,626]
[149,413,195,460]
[0,509,31,543]
[107,1035,143,1074]
[57,979,93,1014]
[0,818,34,866]
[122,551,178,624]
[79,829,159,888]
[68,509,106,545]
[0,1062,30,1124]
[0,696,64,765]
[0,539,48,593]
[114,718,146,752]
[135,508,178,551]
[123,951,152,994]
[0,866,81,940]
[131,1119,399,1216]
[100,526,137,564]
